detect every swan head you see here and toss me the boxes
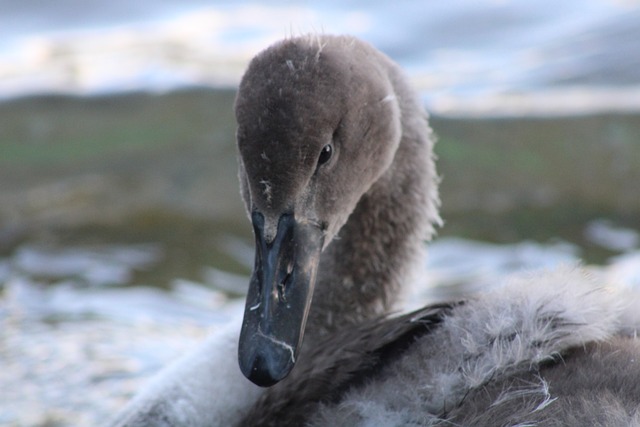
[236,36,403,387]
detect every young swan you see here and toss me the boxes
[109,35,640,427]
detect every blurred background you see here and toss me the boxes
[1,1,639,425]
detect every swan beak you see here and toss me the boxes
[238,211,324,387]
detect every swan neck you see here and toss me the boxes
[306,114,438,338]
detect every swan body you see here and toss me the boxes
[109,35,640,427]
[246,268,640,426]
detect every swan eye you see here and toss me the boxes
[317,144,333,166]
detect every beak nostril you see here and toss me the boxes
[278,272,292,302]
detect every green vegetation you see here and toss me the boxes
[0,89,237,170]
[0,89,638,282]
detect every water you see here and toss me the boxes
[1,1,640,114]
[1,224,640,425]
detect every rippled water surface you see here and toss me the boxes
[2,224,640,425]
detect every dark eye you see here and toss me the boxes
[317,144,333,166]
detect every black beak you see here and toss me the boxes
[238,211,324,387]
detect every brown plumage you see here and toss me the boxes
[235,35,640,426]
[235,34,441,343]
[109,35,640,427]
